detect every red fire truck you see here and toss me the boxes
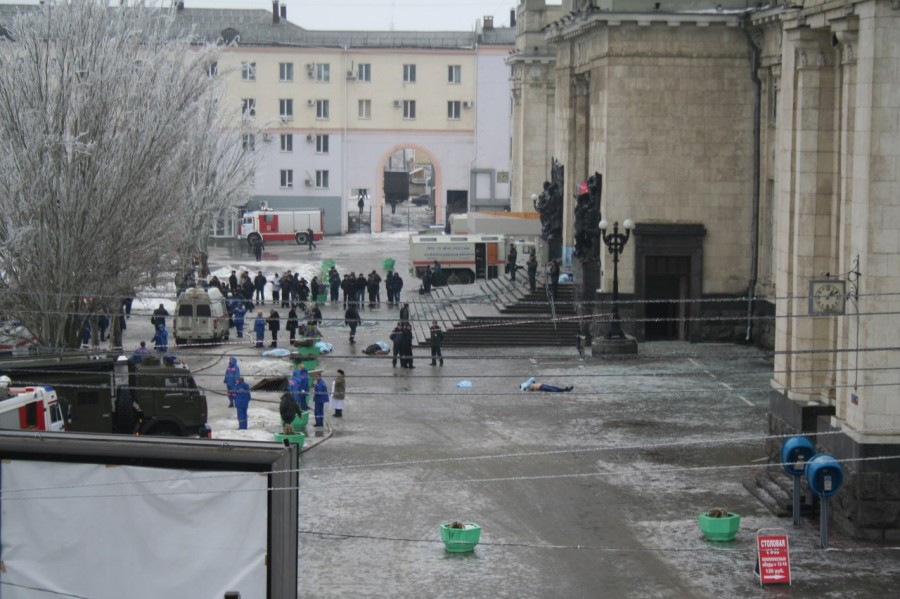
[238,209,325,245]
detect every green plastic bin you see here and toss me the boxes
[382,258,396,271]
[315,293,327,303]
[274,431,305,447]
[439,522,481,553]
[291,411,310,429]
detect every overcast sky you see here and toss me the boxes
[0,0,537,31]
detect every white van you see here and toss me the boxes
[173,287,230,346]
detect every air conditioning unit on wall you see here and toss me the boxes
[393,100,402,108]
[346,70,356,80]
[463,101,474,109]
[307,99,315,107]
[304,178,312,187]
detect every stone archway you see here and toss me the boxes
[374,143,442,233]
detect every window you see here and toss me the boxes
[448,65,461,84]
[241,61,256,81]
[315,170,329,189]
[279,62,293,82]
[280,134,293,152]
[358,63,371,82]
[206,61,218,77]
[403,100,416,120]
[447,100,461,120]
[279,98,294,120]
[316,63,330,82]
[280,169,294,189]
[358,99,371,119]
[403,63,416,83]
[316,99,329,119]
[241,98,256,117]
[316,134,329,154]
[241,133,255,151]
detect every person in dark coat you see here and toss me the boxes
[80,321,92,348]
[267,309,280,347]
[429,320,444,366]
[527,253,538,292]
[312,371,329,427]
[307,227,317,250]
[233,377,251,429]
[253,312,266,348]
[224,356,240,407]
[286,306,299,344]
[253,271,266,304]
[549,259,561,300]
[389,323,403,367]
[355,273,366,306]
[151,304,169,329]
[433,261,443,286]
[329,268,341,303]
[298,278,310,304]
[311,277,320,301]
[229,270,238,292]
[392,273,404,304]
[384,271,395,305]
[507,245,518,282]
[98,314,110,342]
[399,303,410,325]
[422,267,432,293]
[252,238,263,262]
[280,272,293,308]
[367,272,379,308]
[345,304,360,343]
[400,323,414,368]
[341,274,353,308]
[279,392,301,434]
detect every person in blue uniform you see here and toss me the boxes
[312,371,329,427]
[231,299,246,338]
[295,366,310,411]
[152,323,168,354]
[224,357,240,407]
[253,311,266,348]
[233,376,251,430]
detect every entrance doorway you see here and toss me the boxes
[633,223,706,343]
[644,256,691,340]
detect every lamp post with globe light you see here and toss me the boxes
[598,218,634,339]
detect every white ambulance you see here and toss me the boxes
[409,234,536,284]
[0,379,66,432]
[238,208,324,246]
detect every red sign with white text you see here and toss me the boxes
[757,532,791,585]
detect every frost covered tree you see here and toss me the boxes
[0,1,255,348]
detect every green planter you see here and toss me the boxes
[698,512,741,542]
[315,293,327,303]
[274,431,305,447]
[382,258,396,271]
[296,346,320,358]
[291,410,310,429]
[440,522,481,553]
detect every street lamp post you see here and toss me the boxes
[599,218,635,339]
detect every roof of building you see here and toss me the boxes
[0,5,514,49]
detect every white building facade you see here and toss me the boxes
[173,4,514,236]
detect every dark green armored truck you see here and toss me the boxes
[0,353,210,437]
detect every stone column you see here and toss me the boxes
[772,28,838,404]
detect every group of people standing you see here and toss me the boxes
[225,357,347,433]
[339,270,406,308]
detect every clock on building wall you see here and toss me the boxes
[528,65,543,81]
[808,279,847,315]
